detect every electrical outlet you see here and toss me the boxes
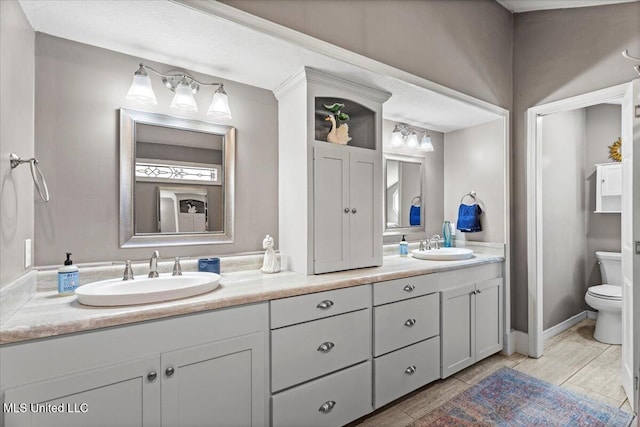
[24,239,32,268]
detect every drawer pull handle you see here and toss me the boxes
[147,371,157,382]
[317,300,334,310]
[318,400,336,413]
[317,342,335,353]
[405,365,417,375]
[165,367,175,377]
[403,284,415,292]
[404,318,417,327]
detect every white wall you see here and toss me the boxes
[541,109,587,330]
[444,119,505,244]
[0,1,35,288]
[34,34,278,266]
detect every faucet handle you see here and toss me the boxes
[123,260,134,281]
[172,257,182,276]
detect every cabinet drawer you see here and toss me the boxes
[373,293,439,356]
[271,285,370,329]
[271,309,371,392]
[373,274,440,306]
[272,361,372,427]
[374,337,440,408]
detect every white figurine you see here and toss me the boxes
[261,234,280,274]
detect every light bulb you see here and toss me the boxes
[390,126,404,147]
[420,133,434,152]
[126,66,157,105]
[207,85,232,120]
[407,132,419,148]
[170,80,198,112]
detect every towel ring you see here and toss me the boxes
[460,191,477,205]
[10,153,50,202]
[411,196,421,206]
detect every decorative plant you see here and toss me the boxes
[323,103,350,127]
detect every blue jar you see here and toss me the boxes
[198,258,220,274]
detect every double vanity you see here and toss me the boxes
[0,251,504,427]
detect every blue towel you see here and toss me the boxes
[457,204,482,232]
[409,205,421,226]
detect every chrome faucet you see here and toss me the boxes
[148,250,160,278]
[123,260,134,281]
[172,257,182,276]
[427,234,441,250]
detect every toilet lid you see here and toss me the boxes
[587,284,622,300]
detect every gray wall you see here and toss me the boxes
[541,109,587,330]
[444,119,505,244]
[382,119,444,243]
[0,1,35,288]
[34,34,278,266]
[512,2,640,331]
[585,104,622,286]
[222,0,513,109]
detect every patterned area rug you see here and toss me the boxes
[411,368,634,427]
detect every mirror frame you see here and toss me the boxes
[383,153,426,237]
[119,108,235,248]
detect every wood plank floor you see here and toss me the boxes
[350,319,633,426]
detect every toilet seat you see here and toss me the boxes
[587,284,621,300]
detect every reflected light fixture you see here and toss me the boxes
[126,63,232,119]
[389,123,434,152]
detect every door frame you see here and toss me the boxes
[526,82,630,358]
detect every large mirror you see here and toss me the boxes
[384,154,425,236]
[120,108,235,247]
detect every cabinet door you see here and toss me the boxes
[314,145,350,274]
[349,149,382,269]
[161,332,266,427]
[475,278,504,361]
[601,163,622,196]
[441,283,476,378]
[4,356,160,427]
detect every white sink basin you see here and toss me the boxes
[412,247,474,261]
[75,272,221,307]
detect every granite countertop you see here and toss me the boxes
[0,251,504,345]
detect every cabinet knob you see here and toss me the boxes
[476,289,482,294]
[165,367,175,377]
[404,318,417,327]
[351,208,357,214]
[471,290,477,295]
[318,400,336,413]
[403,284,415,292]
[344,207,350,213]
[147,371,157,382]
[317,342,335,353]
[317,300,334,310]
[405,365,417,375]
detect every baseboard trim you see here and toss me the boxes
[543,311,588,340]
[586,310,598,320]
[511,330,529,356]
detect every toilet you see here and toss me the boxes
[585,251,622,345]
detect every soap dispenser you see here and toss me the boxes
[58,252,79,295]
[399,235,409,257]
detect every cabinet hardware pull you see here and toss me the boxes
[404,318,417,327]
[318,400,336,413]
[147,371,157,381]
[165,367,175,377]
[471,290,476,295]
[344,207,350,213]
[476,289,482,294]
[351,208,357,214]
[405,365,417,375]
[317,342,335,353]
[317,300,334,310]
[403,284,415,292]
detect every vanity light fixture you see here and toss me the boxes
[389,123,434,152]
[126,63,232,119]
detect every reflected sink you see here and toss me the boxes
[412,247,473,261]
[75,272,221,307]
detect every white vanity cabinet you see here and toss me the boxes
[269,285,373,427]
[1,304,268,427]
[441,274,504,378]
[275,67,391,275]
[372,275,441,408]
[314,145,381,273]
[595,163,622,213]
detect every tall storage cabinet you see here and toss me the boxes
[275,67,391,274]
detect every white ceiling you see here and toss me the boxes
[18,0,502,133]
[497,0,638,13]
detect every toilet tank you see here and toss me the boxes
[596,251,622,286]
